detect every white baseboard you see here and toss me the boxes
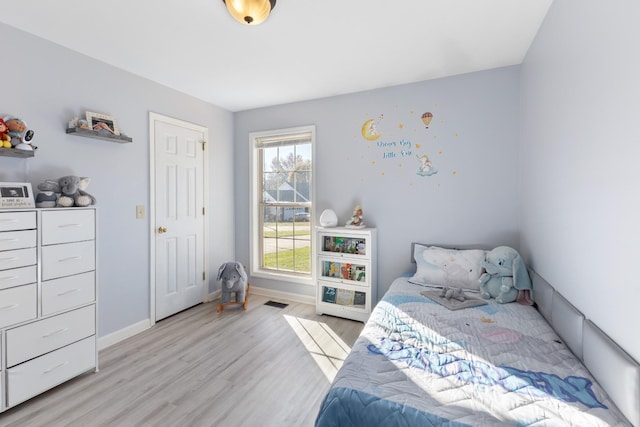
[205,289,221,303]
[98,288,312,351]
[98,318,152,351]
[249,285,315,305]
[99,292,219,351]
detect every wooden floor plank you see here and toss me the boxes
[0,295,363,427]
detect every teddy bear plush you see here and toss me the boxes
[479,246,532,304]
[37,176,96,207]
[217,261,248,305]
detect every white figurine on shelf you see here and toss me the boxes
[345,205,365,228]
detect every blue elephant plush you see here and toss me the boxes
[479,246,532,304]
[217,261,248,304]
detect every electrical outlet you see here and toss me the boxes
[136,205,145,219]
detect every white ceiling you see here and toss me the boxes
[0,0,552,112]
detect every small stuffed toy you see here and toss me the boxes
[35,190,58,208]
[217,261,248,305]
[479,246,532,304]
[345,204,364,228]
[439,286,467,302]
[0,118,12,148]
[4,116,35,150]
[37,176,97,207]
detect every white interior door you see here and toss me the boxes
[152,115,206,321]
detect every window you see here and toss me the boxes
[251,125,315,283]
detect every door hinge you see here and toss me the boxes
[202,207,205,215]
[201,141,207,151]
[203,271,206,281]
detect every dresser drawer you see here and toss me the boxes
[42,272,96,316]
[0,211,36,232]
[41,241,95,280]
[6,305,95,367]
[0,248,37,271]
[41,209,95,245]
[0,230,36,251]
[0,284,37,329]
[0,265,37,291]
[7,336,96,407]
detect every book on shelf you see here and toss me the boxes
[322,286,337,304]
[323,261,341,278]
[344,238,358,254]
[336,288,355,306]
[354,265,366,282]
[340,263,351,280]
[353,291,366,306]
[323,236,333,252]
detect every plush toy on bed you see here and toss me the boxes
[479,246,533,304]
[37,176,96,207]
[217,261,248,306]
[439,286,467,301]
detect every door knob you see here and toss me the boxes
[158,226,167,234]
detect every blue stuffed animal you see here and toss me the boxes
[217,261,248,304]
[479,246,532,304]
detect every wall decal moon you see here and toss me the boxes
[361,119,381,141]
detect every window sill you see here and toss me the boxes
[250,269,314,287]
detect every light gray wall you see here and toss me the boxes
[235,66,522,299]
[0,23,235,337]
[520,1,640,362]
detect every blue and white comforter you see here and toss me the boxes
[315,277,630,426]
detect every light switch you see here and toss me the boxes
[136,205,145,219]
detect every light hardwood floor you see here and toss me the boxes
[0,295,364,427]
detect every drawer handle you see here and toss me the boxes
[43,327,69,338]
[0,256,19,262]
[0,218,18,223]
[0,238,19,242]
[59,256,82,262]
[58,288,81,296]
[44,361,69,374]
[0,274,19,282]
[0,303,19,311]
[58,223,81,228]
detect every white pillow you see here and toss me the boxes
[409,244,485,290]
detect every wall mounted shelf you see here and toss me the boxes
[66,127,133,143]
[0,147,35,158]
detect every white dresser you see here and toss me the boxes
[0,208,97,411]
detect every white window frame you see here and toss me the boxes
[250,125,316,286]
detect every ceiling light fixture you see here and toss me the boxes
[222,0,276,25]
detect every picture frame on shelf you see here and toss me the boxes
[0,182,35,209]
[85,111,120,136]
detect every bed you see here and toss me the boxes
[315,245,640,426]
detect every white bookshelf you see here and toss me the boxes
[315,227,377,322]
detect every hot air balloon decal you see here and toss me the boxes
[421,112,433,129]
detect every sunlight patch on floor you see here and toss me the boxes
[283,315,351,382]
